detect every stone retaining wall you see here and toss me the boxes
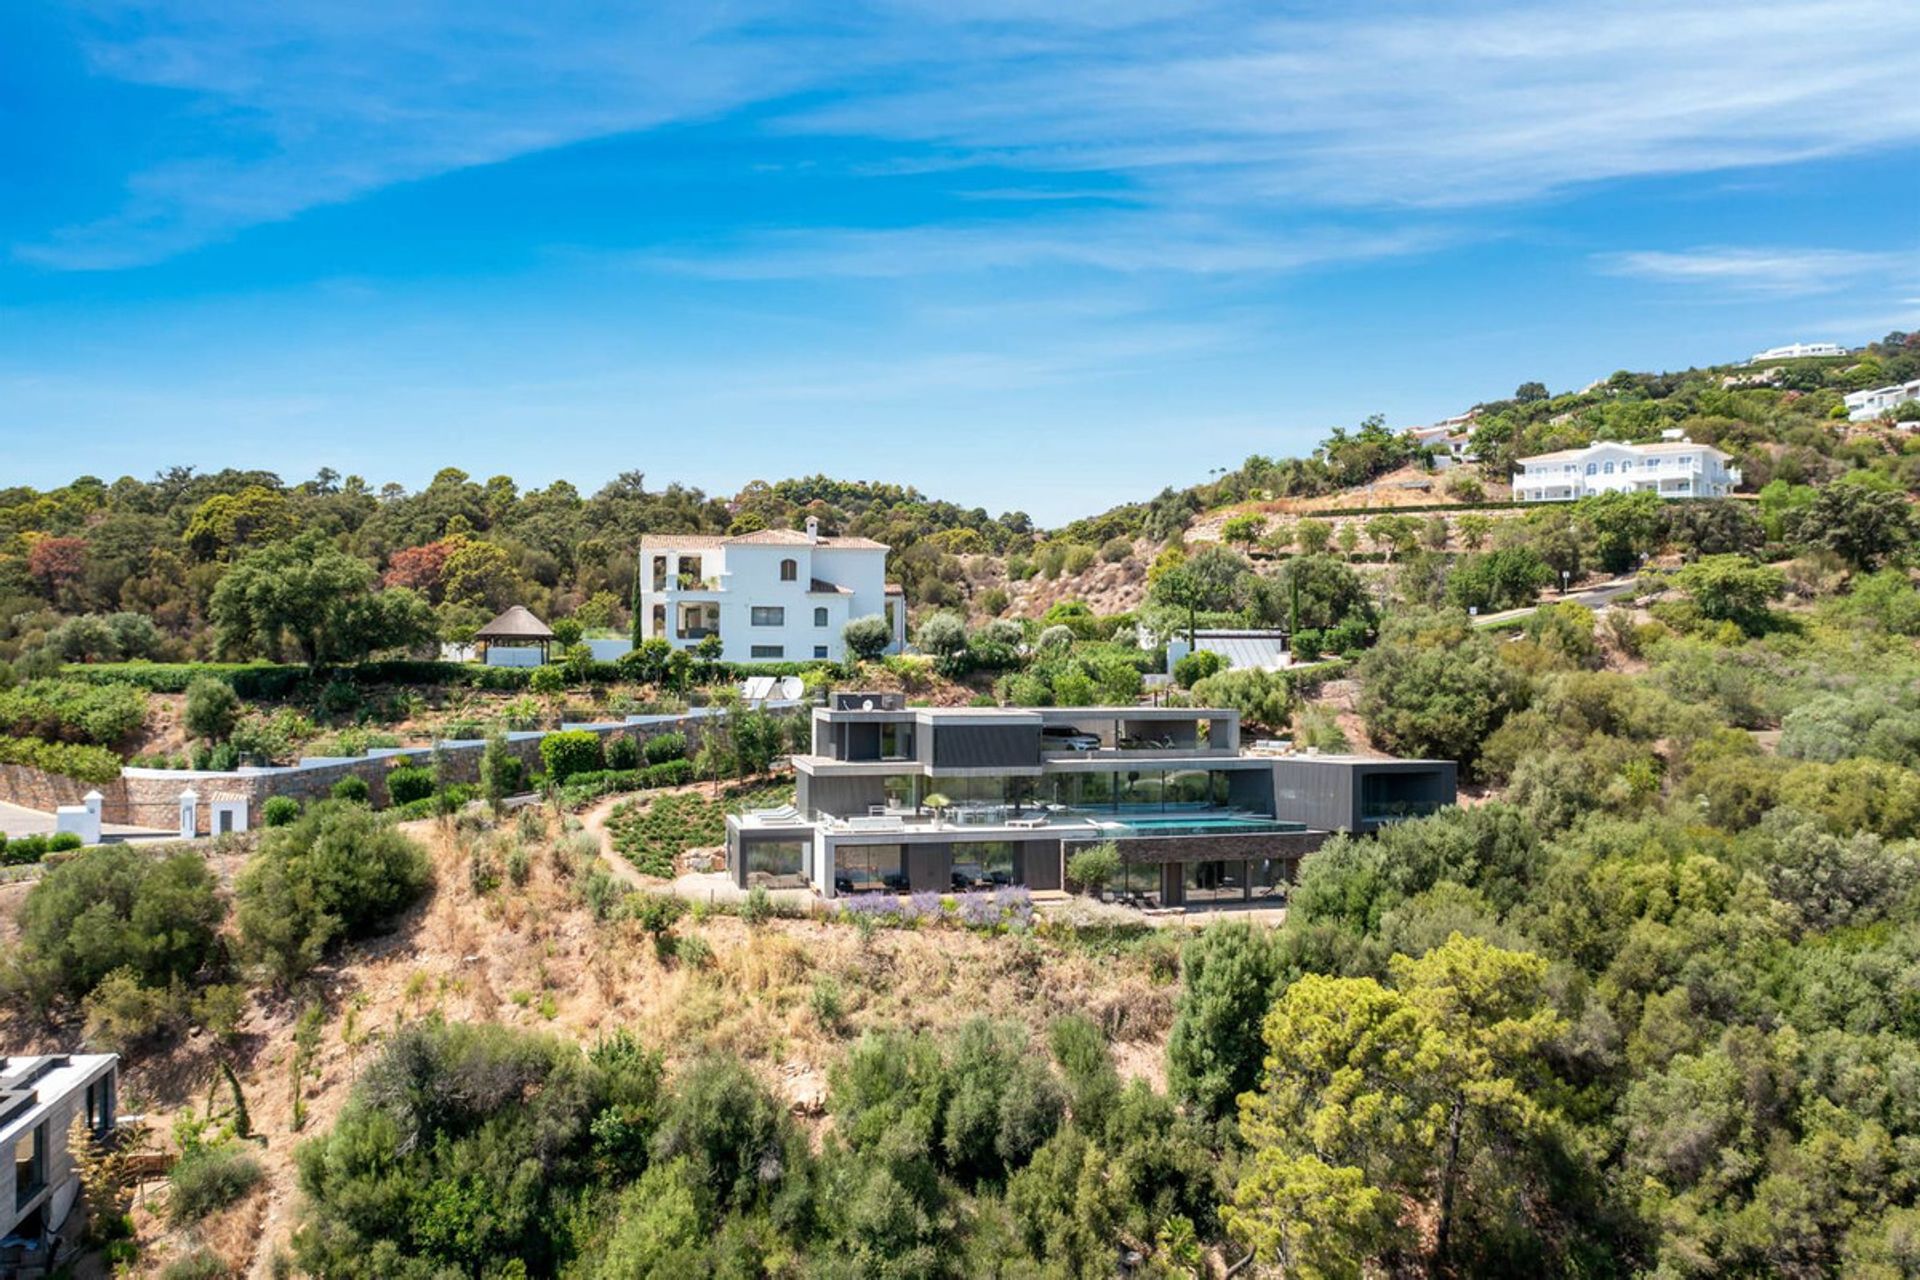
[3,703,798,836]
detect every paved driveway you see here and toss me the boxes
[0,800,176,843]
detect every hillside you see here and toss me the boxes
[3,334,1920,1278]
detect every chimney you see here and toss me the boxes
[805,516,819,544]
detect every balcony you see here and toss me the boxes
[675,627,719,641]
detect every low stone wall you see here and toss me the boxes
[5,703,800,836]
[0,763,125,818]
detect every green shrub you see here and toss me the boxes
[2,833,47,866]
[0,679,147,748]
[644,732,688,765]
[235,801,431,982]
[843,614,894,661]
[1171,650,1226,688]
[1189,667,1296,732]
[184,677,241,743]
[1166,922,1279,1120]
[167,1143,264,1225]
[47,831,83,852]
[12,846,223,1002]
[384,764,436,805]
[330,775,371,804]
[741,885,773,927]
[293,1022,666,1276]
[1066,842,1122,893]
[262,796,301,827]
[540,730,604,783]
[530,665,567,694]
[81,966,188,1050]
[555,759,698,807]
[0,735,123,784]
[606,736,641,771]
[65,660,532,697]
[160,1249,232,1280]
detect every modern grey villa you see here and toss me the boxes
[725,693,1455,908]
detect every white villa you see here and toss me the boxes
[639,518,905,662]
[1513,433,1742,502]
[1845,379,1920,422]
[1406,411,1478,469]
[1748,342,1847,363]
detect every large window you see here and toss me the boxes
[1184,859,1246,904]
[950,841,1016,890]
[1047,769,1243,814]
[780,559,798,581]
[751,606,785,627]
[814,607,829,627]
[1113,859,1160,907]
[836,844,906,894]
[750,645,784,659]
[1252,857,1291,900]
[745,840,809,890]
[14,1123,46,1210]
[86,1076,113,1132]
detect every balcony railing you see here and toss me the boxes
[676,627,718,640]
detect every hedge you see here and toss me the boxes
[64,657,829,696]
[540,730,604,782]
[555,758,696,807]
[0,735,123,784]
[0,831,83,867]
[388,784,478,821]
[63,660,535,697]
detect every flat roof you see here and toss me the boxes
[1274,753,1452,767]
[0,1054,115,1143]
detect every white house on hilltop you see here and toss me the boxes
[639,519,905,662]
[1747,342,1847,363]
[1405,411,1478,469]
[1514,433,1742,502]
[1845,379,1920,422]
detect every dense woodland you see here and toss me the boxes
[4,337,1920,1277]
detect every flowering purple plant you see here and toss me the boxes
[838,892,900,922]
[905,890,944,922]
[957,890,1001,928]
[994,884,1035,928]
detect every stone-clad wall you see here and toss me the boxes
[1061,829,1328,866]
[4,703,798,836]
[0,763,123,816]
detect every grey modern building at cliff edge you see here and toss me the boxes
[724,693,1456,909]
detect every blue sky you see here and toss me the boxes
[2,1,1916,524]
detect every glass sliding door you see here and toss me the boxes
[836,844,906,894]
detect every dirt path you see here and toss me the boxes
[577,793,647,889]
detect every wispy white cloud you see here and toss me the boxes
[639,215,1459,279]
[1595,246,1916,297]
[19,0,1920,271]
[21,1,834,268]
[794,0,1920,209]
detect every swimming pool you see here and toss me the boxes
[1082,813,1308,838]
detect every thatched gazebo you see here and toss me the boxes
[474,605,554,664]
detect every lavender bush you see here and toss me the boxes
[957,890,1002,928]
[837,892,900,923]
